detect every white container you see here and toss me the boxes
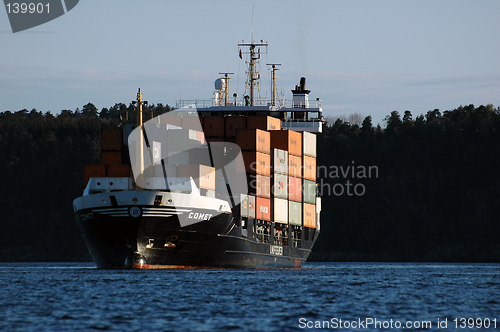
[272,173,288,200]
[248,195,256,219]
[273,198,288,224]
[240,194,249,217]
[302,131,317,158]
[272,148,288,174]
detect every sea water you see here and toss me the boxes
[0,262,498,331]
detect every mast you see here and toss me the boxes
[238,40,268,106]
[132,88,147,187]
[267,63,281,106]
[219,72,233,106]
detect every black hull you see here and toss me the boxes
[75,206,318,269]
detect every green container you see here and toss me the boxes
[303,179,316,204]
[288,200,302,226]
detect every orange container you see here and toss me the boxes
[84,164,107,187]
[288,154,302,178]
[270,130,302,156]
[101,151,123,165]
[247,174,271,198]
[288,176,302,202]
[247,116,281,131]
[225,116,247,137]
[203,116,225,137]
[160,116,182,127]
[101,129,123,151]
[256,197,271,221]
[182,116,204,131]
[177,164,215,190]
[236,129,270,153]
[107,164,130,177]
[302,155,316,181]
[240,151,271,176]
[303,203,316,228]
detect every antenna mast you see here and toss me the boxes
[267,63,281,106]
[238,40,268,106]
[219,72,234,106]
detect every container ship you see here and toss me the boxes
[73,41,324,268]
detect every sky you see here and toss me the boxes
[1,0,499,125]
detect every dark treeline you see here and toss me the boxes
[0,102,171,261]
[1,103,499,262]
[310,104,500,262]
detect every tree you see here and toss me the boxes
[82,103,98,118]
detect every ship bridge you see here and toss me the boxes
[174,41,324,133]
[174,77,324,133]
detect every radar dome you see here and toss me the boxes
[214,78,226,91]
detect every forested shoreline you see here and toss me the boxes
[1,103,499,262]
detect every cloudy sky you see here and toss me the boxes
[1,0,499,125]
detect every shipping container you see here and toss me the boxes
[101,129,123,151]
[288,201,302,226]
[302,131,317,158]
[247,174,271,198]
[239,194,256,219]
[247,116,281,131]
[248,195,256,219]
[256,197,271,221]
[240,194,249,217]
[166,129,203,153]
[225,116,247,137]
[303,179,316,204]
[196,131,205,144]
[288,154,302,178]
[272,173,288,199]
[203,116,225,137]
[123,124,138,145]
[270,130,302,156]
[240,151,271,176]
[84,164,107,187]
[101,151,123,165]
[236,129,271,153]
[272,148,288,175]
[302,155,317,181]
[182,116,204,131]
[273,198,288,224]
[177,164,216,190]
[159,116,182,127]
[303,203,316,228]
[288,176,302,202]
[107,164,131,178]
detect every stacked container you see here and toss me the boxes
[271,148,289,225]
[270,130,303,227]
[236,128,272,221]
[302,131,317,230]
[247,116,281,131]
[84,129,130,187]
